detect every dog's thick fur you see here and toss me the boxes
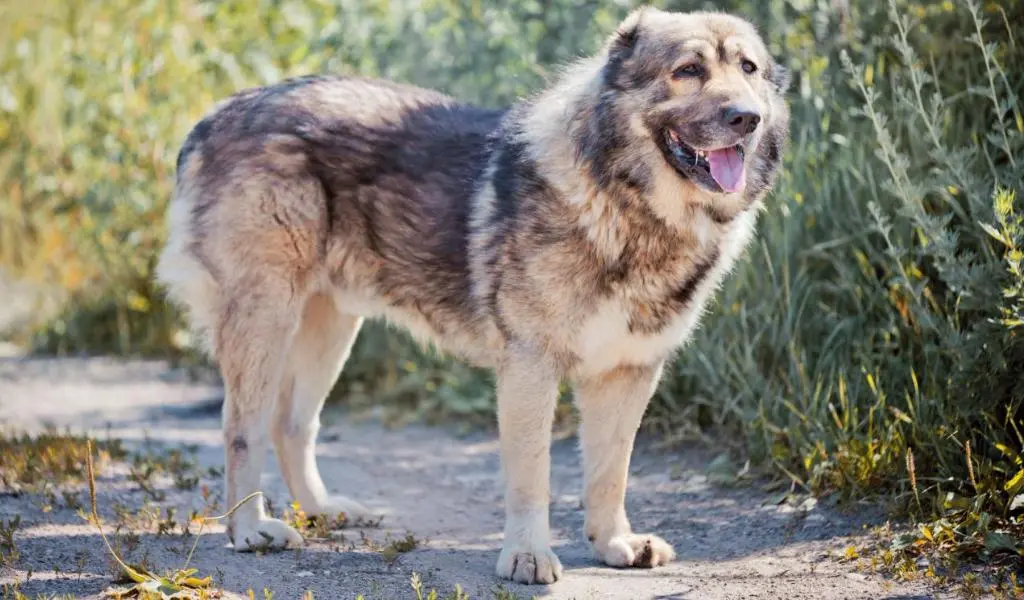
[157,8,789,584]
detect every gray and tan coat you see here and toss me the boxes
[157,7,790,585]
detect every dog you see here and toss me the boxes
[156,7,789,584]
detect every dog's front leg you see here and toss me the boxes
[494,346,563,585]
[577,363,676,568]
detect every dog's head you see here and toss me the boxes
[580,8,789,201]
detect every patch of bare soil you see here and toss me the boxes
[0,357,946,599]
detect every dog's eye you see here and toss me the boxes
[673,64,703,79]
[741,59,758,74]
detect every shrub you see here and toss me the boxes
[654,0,1023,560]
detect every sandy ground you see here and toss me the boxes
[0,357,944,600]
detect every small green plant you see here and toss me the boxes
[0,428,125,493]
[0,515,21,568]
[282,501,352,539]
[2,582,76,600]
[127,463,166,503]
[410,572,470,600]
[380,532,421,565]
[490,586,534,600]
[125,444,208,502]
[244,589,276,600]
[356,530,422,566]
[61,490,82,511]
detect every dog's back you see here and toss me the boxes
[158,75,506,355]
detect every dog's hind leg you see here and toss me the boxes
[217,275,307,552]
[576,363,676,568]
[163,128,335,551]
[271,292,375,522]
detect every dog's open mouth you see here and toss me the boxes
[663,130,746,193]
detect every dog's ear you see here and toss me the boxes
[612,16,641,52]
[768,60,791,93]
[607,7,647,57]
[604,8,646,88]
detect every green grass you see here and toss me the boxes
[1,0,1022,577]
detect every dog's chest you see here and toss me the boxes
[573,256,707,378]
[571,209,759,378]
[574,298,703,378]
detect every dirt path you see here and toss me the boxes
[0,357,941,599]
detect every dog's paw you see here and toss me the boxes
[311,495,379,523]
[593,533,675,568]
[230,518,304,552]
[496,544,563,584]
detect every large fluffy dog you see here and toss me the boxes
[157,7,789,584]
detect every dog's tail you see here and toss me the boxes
[155,151,221,356]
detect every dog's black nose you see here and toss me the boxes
[722,107,761,135]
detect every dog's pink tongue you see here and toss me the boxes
[707,147,745,193]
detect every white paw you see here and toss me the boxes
[593,533,675,568]
[496,544,563,584]
[230,518,304,552]
[312,495,379,523]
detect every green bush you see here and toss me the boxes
[1,0,1022,563]
[653,0,1024,562]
